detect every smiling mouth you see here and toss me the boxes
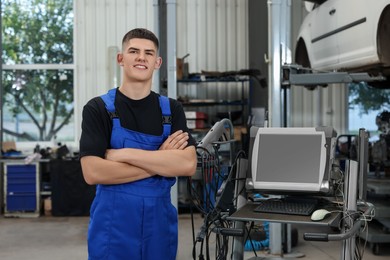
[134,65,147,69]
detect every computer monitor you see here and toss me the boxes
[251,127,337,194]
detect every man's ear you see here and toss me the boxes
[155,57,162,69]
[117,53,124,66]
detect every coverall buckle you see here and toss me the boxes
[162,115,172,124]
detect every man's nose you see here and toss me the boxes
[137,52,146,61]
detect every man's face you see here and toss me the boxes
[118,38,162,82]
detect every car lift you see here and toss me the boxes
[281,63,386,88]
[278,63,386,128]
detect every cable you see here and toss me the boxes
[244,221,258,258]
[191,123,247,260]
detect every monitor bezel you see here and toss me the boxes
[251,127,328,193]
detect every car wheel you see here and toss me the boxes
[295,39,322,90]
[377,6,390,64]
[373,5,390,89]
[295,39,311,69]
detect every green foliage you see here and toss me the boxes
[2,0,74,141]
[349,82,390,115]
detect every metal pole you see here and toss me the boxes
[267,0,291,128]
[341,160,359,260]
[152,0,160,93]
[166,0,178,209]
[166,0,177,99]
[267,0,282,128]
[267,0,292,256]
[231,158,248,260]
[358,129,368,201]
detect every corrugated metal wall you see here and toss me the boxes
[177,0,248,73]
[74,0,249,140]
[75,0,155,139]
[76,0,155,98]
[290,84,348,134]
[176,0,249,124]
[73,0,347,142]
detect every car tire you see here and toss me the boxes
[295,39,311,69]
[295,39,322,90]
[377,6,390,64]
[372,5,390,89]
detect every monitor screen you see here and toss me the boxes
[251,127,330,193]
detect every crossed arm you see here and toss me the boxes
[81,130,197,185]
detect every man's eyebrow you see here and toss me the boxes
[128,47,156,53]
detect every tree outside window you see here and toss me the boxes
[1,0,74,142]
[348,82,390,138]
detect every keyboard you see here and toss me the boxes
[253,198,318,216]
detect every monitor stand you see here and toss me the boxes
[341,160,359,259]
[239,160,365,260]
[245,211,305,260]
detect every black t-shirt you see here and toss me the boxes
[79,89,196,158]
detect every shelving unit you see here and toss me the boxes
[177,76,252,211]
[177,76,252,128]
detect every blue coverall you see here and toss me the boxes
[87,88,178,260]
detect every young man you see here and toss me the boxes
[79,28,197,260]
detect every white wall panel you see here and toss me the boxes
[290,84,347,134]
[75,0,248,142]
[176,0,248,73]
[237,0,248,68]
[175,0,249,119]
[196,0,207,71]
[206,1,218,70]
[76,0,155,99]
[75,0,155,141]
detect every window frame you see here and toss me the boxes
[1,0,76,153]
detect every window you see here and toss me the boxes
[348,82,390,140]
[1,0,74,143]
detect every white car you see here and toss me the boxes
[295,0,390,88]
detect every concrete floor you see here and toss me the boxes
[0,213,389,260]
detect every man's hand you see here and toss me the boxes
[103,130,196,178]
[105,130,189,161]
[159,130,189,150]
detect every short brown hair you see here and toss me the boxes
[122,28,159,50]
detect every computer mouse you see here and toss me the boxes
[310,209,331,221]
